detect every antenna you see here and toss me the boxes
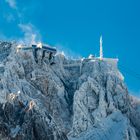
[100,36,103,60]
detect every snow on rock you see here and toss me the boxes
[0,41,139,140]
[69,111,138,140]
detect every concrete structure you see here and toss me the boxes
[16,43,57,64]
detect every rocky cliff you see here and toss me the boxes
[0,41,139,140]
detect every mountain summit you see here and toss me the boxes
[0,41,139,140]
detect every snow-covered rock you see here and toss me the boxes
[0,41,139,140]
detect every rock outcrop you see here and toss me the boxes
[0,41,139,140]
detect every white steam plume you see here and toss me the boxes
[18,23,41,45]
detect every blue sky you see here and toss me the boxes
[0,0,140,96]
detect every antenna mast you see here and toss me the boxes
[100,36,103,60]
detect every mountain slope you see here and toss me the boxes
[0,41,139,140]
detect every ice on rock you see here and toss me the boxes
[69,111,138,140]
[0,41,139,140]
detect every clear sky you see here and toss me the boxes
[0,0,140,96]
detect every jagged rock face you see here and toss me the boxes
[0,101,67,140]
[0,42,139,140]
